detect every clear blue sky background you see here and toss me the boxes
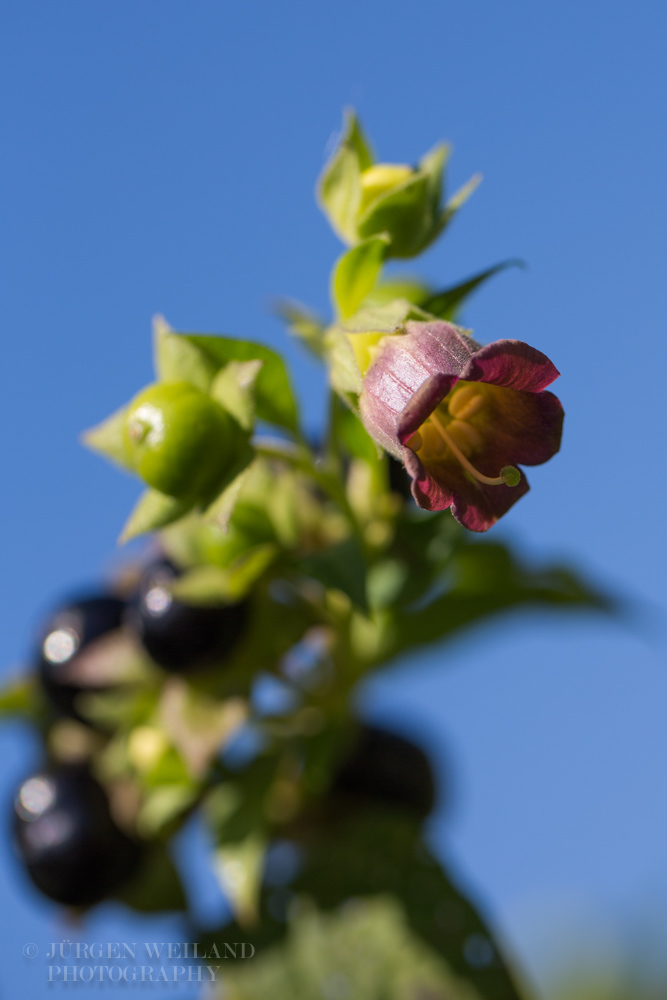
[1,1,666,995]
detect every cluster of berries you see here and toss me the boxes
[12,561,248,907]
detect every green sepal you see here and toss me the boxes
[204,448,256,532]
[332,234,389,320]
[341,298,434,334]
[423,260,525,321]
[153,315,218,391]
[344,107,374,171]
[419,141,451,216]
[324,299,434,399]
[82,404,133,473]
[357,171,432,258]
[210,359,264,432]
[183,334,300,436]
[120,489,194,543]
[317,110,370,245]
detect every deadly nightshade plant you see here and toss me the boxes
[0,110,607,1000]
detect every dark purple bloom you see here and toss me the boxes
[358,320,563,531]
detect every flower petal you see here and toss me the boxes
[359,321,476,456]
[404,446,530,531]
[396,373,459,444]
[461,339,560,392]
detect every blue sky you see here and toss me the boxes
[1,1,666,994]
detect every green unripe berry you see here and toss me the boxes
[123,382,239,500]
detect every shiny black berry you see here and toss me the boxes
[13,765,142,907]
[331,724,435,817]
[36,595,126,718]
[126,561,248,673]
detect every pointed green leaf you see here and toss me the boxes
[423,260,526,321]
[183,334,299,435]
[210,359,264,431]
[332,235,389,320]
[82,405,133,472]
[392,542,613,658]
[120,489,193,543]
[153,315,218,390]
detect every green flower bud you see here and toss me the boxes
[123,382,239,501]
[318,110,480,260]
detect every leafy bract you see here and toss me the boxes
[184,334,300,435]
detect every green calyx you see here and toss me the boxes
[123,382,240,501]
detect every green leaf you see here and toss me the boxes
[213,832,267,927]
[358,172,432,258]
[302,535,368,613]
[293,810,526,1000]
[221,895,489,1000]
[392,541,612,658]
[114,841,188,914]
[423,260,525,321]
[317,111,366,244]
[274,300,326,358]
[210,359,264,431]
[183,334,300,435]
[332,235,389,320]
[119,489,193,543]
[82,405,133,473]
[153,315,218,390]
